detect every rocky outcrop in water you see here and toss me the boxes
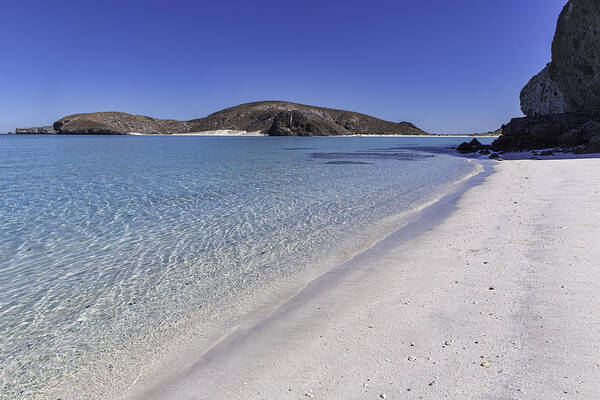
[493,0,600,152]
[456,138,491,153]
[17,101,427,136]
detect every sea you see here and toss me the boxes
[0,134,493,398]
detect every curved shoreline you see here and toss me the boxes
[120,158,494,399]
[5,138,486,400]
[120,156,600,399]
[122,156,600,399]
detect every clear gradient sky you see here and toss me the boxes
[0,0,567,133]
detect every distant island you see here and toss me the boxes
[15,101,430,136]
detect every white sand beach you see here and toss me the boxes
[122,157,600,399]
[127,130,266,136]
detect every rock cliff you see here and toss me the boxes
[17,101,427,136]
[551,0,600,115]
[494,0,600,152]
[520,64,569,116]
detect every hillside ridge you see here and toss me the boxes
[16,101,427,136]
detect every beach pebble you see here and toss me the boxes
[481,361,490,367]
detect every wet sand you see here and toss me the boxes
[124,157,600,399]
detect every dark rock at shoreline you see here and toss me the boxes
[17,101,428,136]
[560,120,600,148]
[15,126,56,134]
[492,113,593,151]
[456,138,491,153]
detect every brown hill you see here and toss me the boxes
[18,101,427,136]
[189,101,426,136]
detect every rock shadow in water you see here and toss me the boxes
[311,151,434,161]
[324,161,374,165]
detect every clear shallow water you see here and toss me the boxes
[0,135,491,398]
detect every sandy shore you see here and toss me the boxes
[127,130,265,136]
[124,157,600,399]
[125,132,496,138]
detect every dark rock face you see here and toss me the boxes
[14,126,56,134]
[266,110,349,136]
[492,113,597,151]
[20,101,428,136]
[560,120,600,147]
[551,0,600,114]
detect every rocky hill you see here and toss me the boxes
[16,101,427,136]
[15,126,56,134]
[495,0,600,152]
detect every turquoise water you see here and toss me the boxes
[0,135,491,398]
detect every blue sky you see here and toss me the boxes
[0,0,566,133]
